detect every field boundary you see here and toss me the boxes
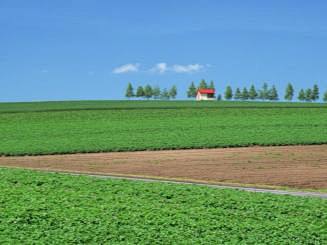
[1,145,326,190]
[2,166,326,198]
[1,105,327,114]
[2,142,327,157]
[78,173,327,199]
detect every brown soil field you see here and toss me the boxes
[0,145,327,189]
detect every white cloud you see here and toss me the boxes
[151,62,168,74]
[113,63,139,74]
[172,64,204,73]
[150,63,205,74]
[113,63,207,74]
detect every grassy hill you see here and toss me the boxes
[0,100,325,113]
[0,100,326,156]
[0,168,326,244]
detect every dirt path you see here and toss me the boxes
[0,145,327,190]
[69,173,327,199]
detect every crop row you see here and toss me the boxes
[0,100,326,114]
[1,107,327,156]
[0,168,326,244]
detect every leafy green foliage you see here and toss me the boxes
[198,79,208,89]
[208,80,215,89]
[136,86,144,97]
[234,88,241,100]
[169,85,177,99]
[297,85,320,102]
[285,83,294,101]
[268,86,279,101]
[241,87,249,100]
[125,83,134,98]
[143,85,153,99]
[0,101,327,156]
[0,168,326,244]
[305,88,313,102]
[298,89,306,101]
[187,82,197,98]
[160,88,170,100]
[152,86,161,99]
[259,83,269,100]
[249,85,258,100]
[224,86,233,100]
[312,84,320,101]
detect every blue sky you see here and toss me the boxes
[1,0,327,102]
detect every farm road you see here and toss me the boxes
[0,145,327,197]
[74,173,327,199]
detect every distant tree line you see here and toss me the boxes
[125,83,177,100]
[224,83,279,101]
[187,79,216,98]
[222,83,325,102]
[297,84,320,102]
[127,80,327,102]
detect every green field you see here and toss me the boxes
[0,168,326,244]
[1,100,327,156]
[0,100,325,113]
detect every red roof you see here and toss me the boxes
[197,89,215,94]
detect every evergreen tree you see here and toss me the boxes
[144,85,153,99]
[249,85,258,100]
[136,86,144,98]
[284,83,294,101]
[312,84,319,101]
[268,86,279,101]
[298,89,305,101]
[187,82,197,98]
[234,88,242,100]
[259,82,269,100]
[216,94,222,101]
[169,85,177,99]
[241,87,249,100]
[324,91,327,102]
[305,88,313,102]
[125,82,134,99]
[224,86,233,100]
[198,79,208,89]
[152,86,161,99]
[209,80,215,89]
[160,88,170,100]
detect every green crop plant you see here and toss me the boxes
[0,168,326,244]
[0,101,327,156]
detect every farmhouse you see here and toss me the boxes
[196,89,215,101]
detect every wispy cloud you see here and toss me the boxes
[172,64,204,73]
[150,63,205,74]
[113,63,206,74]
[151,62,168,74]
[112,63,139,74]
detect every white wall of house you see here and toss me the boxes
[196,93,206,100]
[196,93,214,101]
